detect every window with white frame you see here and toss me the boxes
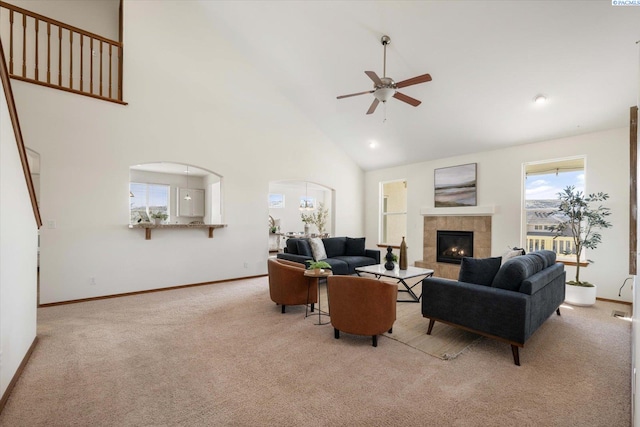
[129,182,170,223]
[380,180,407,246]
[524,157,585,260]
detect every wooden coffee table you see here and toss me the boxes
[355,264,434,303]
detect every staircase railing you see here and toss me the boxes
[0,1,125,104]
[0,41,42,228]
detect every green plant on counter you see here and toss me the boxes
[151,211,168,220]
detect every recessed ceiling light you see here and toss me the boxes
[533,95,547,104]
[369,141,378,149]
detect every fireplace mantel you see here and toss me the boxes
[420,205,496,216]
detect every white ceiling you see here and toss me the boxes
[204,1,640,171]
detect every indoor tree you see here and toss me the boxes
[550,186,612,286]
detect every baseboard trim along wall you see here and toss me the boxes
[38,275,268,307]
[0,336,38,414]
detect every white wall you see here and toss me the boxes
[365,127,631,302]
[0,69,38,399]
[9,1,363,304]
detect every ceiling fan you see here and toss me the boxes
[336,35,432,115]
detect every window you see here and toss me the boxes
[524,157,585,260]
[130,182,170,223]
[380,180,407,245]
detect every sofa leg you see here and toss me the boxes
[427,319,435,335]
[372,335,378,347]
[334,328,340,339]
[281,305,286,314]
[310,303,315,313]
[511,345,520,366]
[556,307,561,316]
[388,327,393,334]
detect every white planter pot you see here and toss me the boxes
[564,283,597,306]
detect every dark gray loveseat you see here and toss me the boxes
[276,237,380,275]
[421,250,565,365]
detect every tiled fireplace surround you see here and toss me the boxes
[415,214,492,280]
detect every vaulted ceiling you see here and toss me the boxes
[204,1,640,171]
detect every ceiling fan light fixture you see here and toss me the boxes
[374,87,395,102]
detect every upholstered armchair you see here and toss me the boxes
[327,276,398,347]
[267,259,317,313]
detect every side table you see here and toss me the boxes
[304,269,333,325]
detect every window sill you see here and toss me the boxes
[556,259,589,267]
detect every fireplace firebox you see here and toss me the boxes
[437,230,473,264]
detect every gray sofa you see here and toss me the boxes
[276,237,380,275]
[421,250,565,365]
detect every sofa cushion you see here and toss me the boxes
[285,238,299,255]
[322,258,349,275]
[296,239,313,258]
[308,237,327,261]
[530,250,556,268]
[491,254,546,292]
[322,237,347,258]
[345,237,366,256]
[333,255,377,271]
[458,256,502,286]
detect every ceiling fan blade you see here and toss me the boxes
[393,91,421,107]
[337,90,374,99]
[365,71,383,86]
[366,98,380,115]
[396,73,432,89]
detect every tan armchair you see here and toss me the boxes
[327,276,398,347]
[267,259,317,313]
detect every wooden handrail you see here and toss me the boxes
[0,1,126,104]
[0,1,122,46]
[0,42,42,228]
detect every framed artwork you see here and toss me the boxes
[299,197,315,210]
[269,193,285,208]
[434,163,477,207]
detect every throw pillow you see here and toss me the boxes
[458,256,503,287]
[322,237,346,258]
[501,249,524,265]
[296,239,313,258]
[345,237,366,256]
[308,237,327,261]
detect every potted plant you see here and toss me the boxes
[151,211,168,225]
[306,260,332,274]
[301,202,329,236]
[550,186,612,306]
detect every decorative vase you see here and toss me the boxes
[399,236,408,270]
[304,224,310,236]
[384,246,395,270]
[154,218,163,225]
[565,283,597,306]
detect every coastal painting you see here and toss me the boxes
[434,163,477,207]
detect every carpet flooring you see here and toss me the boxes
[0,276,632,426]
